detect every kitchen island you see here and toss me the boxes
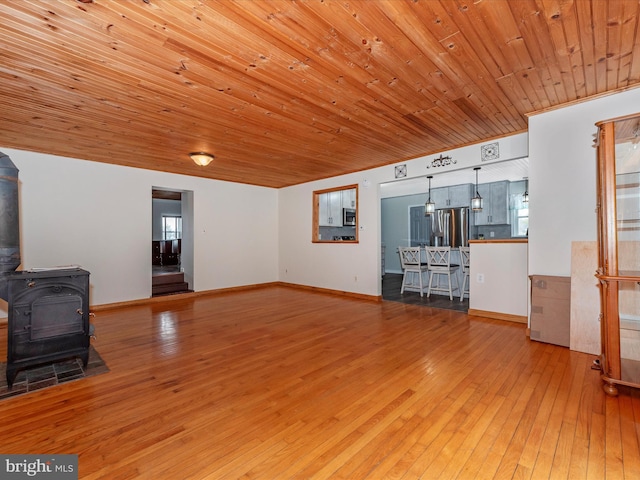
[468,239,528,323]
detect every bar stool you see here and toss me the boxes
[398,246,429,296]
[425,246,460,300]
[459,246,470,301]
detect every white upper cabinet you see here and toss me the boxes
[341,188,356,209]
[318,191,343,226]
[314,184,359,242]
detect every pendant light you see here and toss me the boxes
[523,177,529,203]
[425,175,436,215]
[471,167,483,211]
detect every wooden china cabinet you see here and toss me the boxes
[595,113,640,396]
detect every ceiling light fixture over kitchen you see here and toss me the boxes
[471,167,483,212]
[425,175,436,215]
[523,177,529,203]
[189,152,215,166]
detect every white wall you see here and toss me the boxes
[469,242,528,317]
[278,133,528,296]
[279,84,640,300]
[528,87,640,276]
[0,148,278,317]
[4,89,638,328]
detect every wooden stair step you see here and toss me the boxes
[152,282,191,296]
[152,272,184,286]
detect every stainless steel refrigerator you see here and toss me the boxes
[431,207,469,247]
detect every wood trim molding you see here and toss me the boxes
[527,84,640,118]
[468,308,528,324]
[2,291,514,325]
[90,282,282,312]
[88,281,381,314]
[276,282,382,302]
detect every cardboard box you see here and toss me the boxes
[530,275,571,347]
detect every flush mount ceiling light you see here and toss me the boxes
[189,152,215,166]
[425,175,436,215]
[471,167,483,212]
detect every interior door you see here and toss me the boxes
[409,206,431,247]
[151,188,194,294]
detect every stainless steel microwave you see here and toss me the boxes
[343,208,356,226]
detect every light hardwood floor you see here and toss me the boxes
[0,285,639,479]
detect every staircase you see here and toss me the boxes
[152,271,191,297]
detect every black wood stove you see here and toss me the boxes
[5,268,91,387]
[0,151,93,388]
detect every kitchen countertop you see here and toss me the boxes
[469,238,528,244]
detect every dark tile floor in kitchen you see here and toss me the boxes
[382,273,469,312]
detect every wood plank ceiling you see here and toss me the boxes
[0,0,639,188]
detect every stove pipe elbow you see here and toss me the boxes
[0,151,20,301]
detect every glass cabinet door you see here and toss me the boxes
[597,114,640,394]
[614,117,640,384]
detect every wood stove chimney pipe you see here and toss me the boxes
[0,151,20,300]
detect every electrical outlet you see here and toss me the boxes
[477,273,485,283]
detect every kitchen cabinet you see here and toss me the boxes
[431,184,472,208]
[474,181,509,225]
[595,113,640,396]
[319,187,356,225]
[342,188,356,209]
[313,184,359,242]
[318,191,342,226]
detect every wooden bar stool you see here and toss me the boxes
[425,246,460,300]
[398,246,429,297]
[459,246,470,301]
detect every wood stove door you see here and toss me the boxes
[30,295,84,340]
[6,268,90,387]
